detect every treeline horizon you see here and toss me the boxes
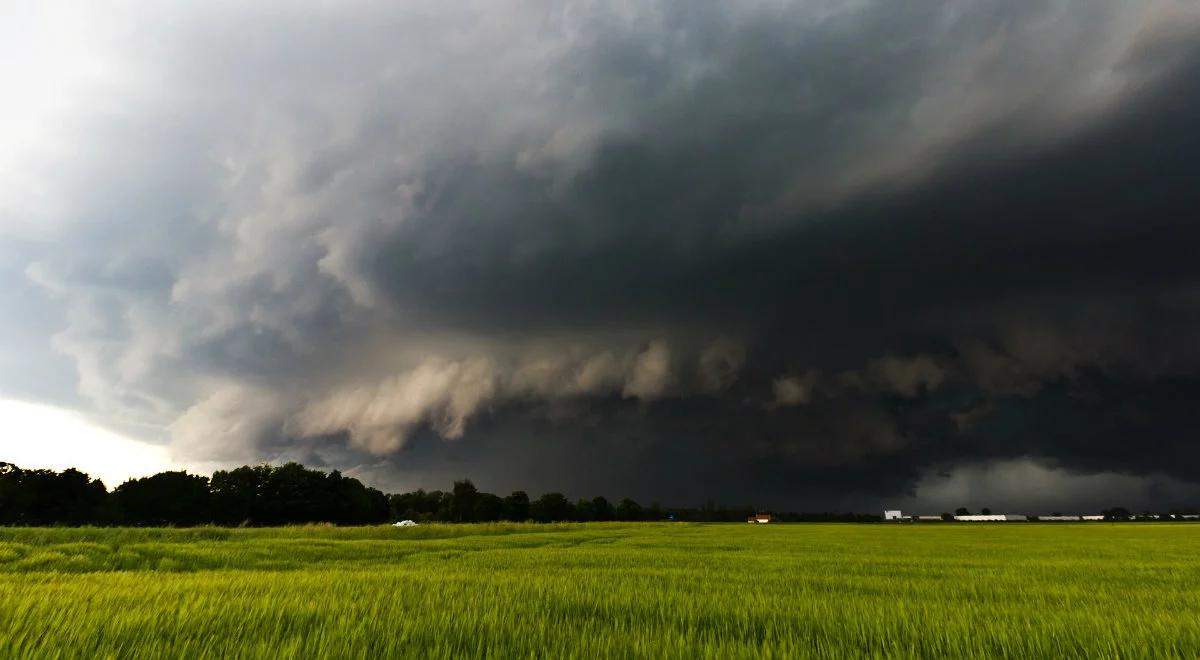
[2,460,1193,527]
[1,460,878,527]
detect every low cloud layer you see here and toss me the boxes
[4,1,1200,509]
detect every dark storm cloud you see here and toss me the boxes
[6,1,1200,509]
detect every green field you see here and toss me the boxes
[1,523,1197,658]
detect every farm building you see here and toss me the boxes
[883,510,904,521]
[1081,515,1105,521]
[914,515,945,522]
[954,514,1027,522]
[747,514,772,524]
[1038,516,1082,521]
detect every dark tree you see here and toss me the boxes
[115,471,210,526]
[616,498,643,521]
[450,480,479,523]
[256,462,331,524]
[56,468,110,525]
[325,470,389,525]
[591,496,615,521]
[389,489,448,522]
[532,492,572,522]
[955,507,971,516]
[209,465,269,525]
[0,463,18,523]
[205,463,387,526]
[981,507,992,515]
[366,487,390,523]
[644,502,665,521]
[941,512,954,521]
[473,493,504,522]
[0,464,109,526]
[573,498,595,522]
[503,491,530,521]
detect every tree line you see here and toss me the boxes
[8,461,1182,526]
[1,461,709,526]
[0,462,391,526]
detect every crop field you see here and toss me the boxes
[1,523,1198,658]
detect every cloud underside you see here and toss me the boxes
[7,1,1200,507]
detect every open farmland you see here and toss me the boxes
[1,523,1198,658]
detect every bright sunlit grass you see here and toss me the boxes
[0,523,1197,658]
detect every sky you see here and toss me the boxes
[3,1,1200,513]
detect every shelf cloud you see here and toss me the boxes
[4,1,1200,509]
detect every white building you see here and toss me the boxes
[884,510,904,521]
[954,514,1027,522]
[1038,515,1082,521]
[1081,515,1105,521]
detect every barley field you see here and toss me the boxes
[0,523,1197,658]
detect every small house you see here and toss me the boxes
[747,514,772,524]
[883,510,904,521]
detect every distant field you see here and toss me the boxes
[1,523,1197,658]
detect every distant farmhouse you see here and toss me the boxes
[883,510,904,521]
[747,514,772,524]
[955,514,1027,522]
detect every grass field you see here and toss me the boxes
[1,523,1197,658]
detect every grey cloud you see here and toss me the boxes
[174,339,726,461]
[772,353,946,405]
[697,338,745,393]
[771,372,820,407]
[169,383,287,463]
[260,339,732,458]
[861,354,947,398]
[621,341,673,400]
[291,357,499,454]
